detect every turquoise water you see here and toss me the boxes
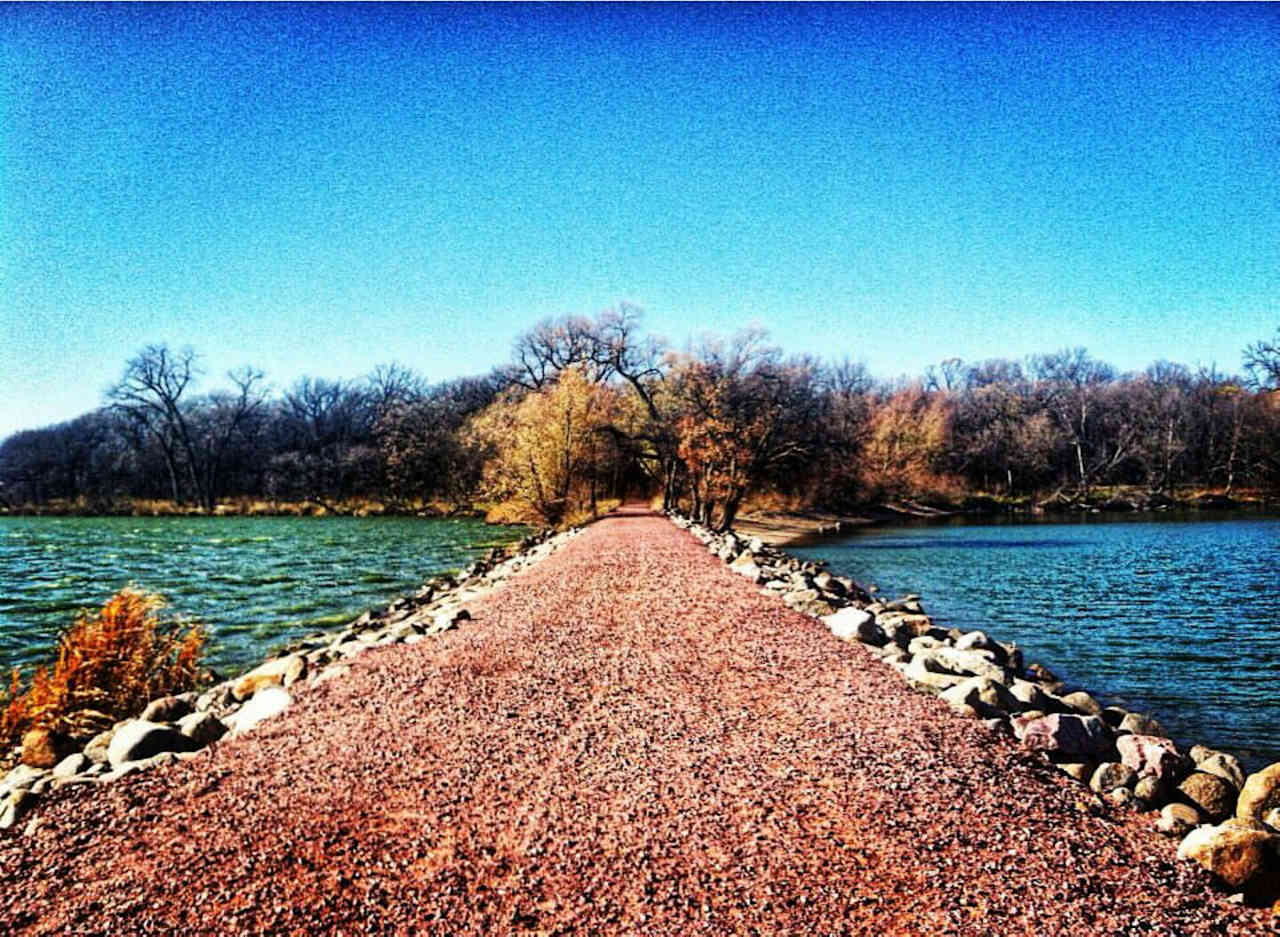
[793,514,1280,771]
[0,516,523,676]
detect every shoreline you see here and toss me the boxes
[738,495,1279,546]
[674,509,1280,905]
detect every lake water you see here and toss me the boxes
[792,514,1280,772]
[0,516,523,676]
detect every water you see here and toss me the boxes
[792,514,1280,772]
[0,516,524,676]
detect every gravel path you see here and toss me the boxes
[1,507,1272,935]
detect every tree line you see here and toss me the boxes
[2,308,1277,529]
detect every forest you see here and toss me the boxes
[2,307,1278,530]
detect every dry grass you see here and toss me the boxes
[0,588,205,747]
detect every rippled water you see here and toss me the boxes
[0,516,524,676]
[792,514,1280,772]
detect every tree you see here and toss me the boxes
[861,385,951,497]
[669,331,821,529]
[1244,328,1280,390]
[106,345,200,504]
[467,366,626,525]
[106,346,266,509]
[1031,348,1116,496]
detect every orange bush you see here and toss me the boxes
[0,587,205,747]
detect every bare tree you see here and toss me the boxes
[106,345,201,504]
[1244,328,1280,390]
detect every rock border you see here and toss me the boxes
[669,511,1280,905]
[0,525,585,833]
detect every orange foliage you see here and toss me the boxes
[0,587,205,747]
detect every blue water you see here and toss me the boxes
[792,514,1280,771]
[0,516,523,675]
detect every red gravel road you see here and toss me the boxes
[1,507,1273,935]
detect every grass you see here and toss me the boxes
[0,588,206,750]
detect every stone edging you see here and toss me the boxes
[0,525,585,833]
[669,511,1280,905]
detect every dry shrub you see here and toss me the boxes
[0,587,205,747]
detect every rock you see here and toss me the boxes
[1026,662,1060,685]
[225,687,291,734]
[1011,711,1047,741]
[1056,761,1096,784]
[826,610,884,645]
[1116,734,1184,782]
[1106,787,1135,808]
[1101,706,1129,728]
[899,658,964,692]
[20,728,74,769]
[1021,714,1114,759]
[1018,716,1111,762]
[176,711,228,746]
[1059,691,1103,717]
[1118,712,1166,738]
[1179,771,1237,823]
[83,727,116,765]
[729,551,763,581]
[954,631,998,654]
[139,695,194,724]
[232,654,307,701]
[1090,762,1138,794]
[1133,774,1166,808]
[311,663,351,685]
[931,647,1010,683]
[906,635,945,656]
[1010,680,1051,712]
[1,764,46,796]
[107,720,198,767]
[51,753,90,779]
[1157,802,1201,836]
[0,789,33,830]
[1177,823,1280,892]
[429,607,471,634]
[941,676,1020,718]
[1199,752,1246,792]
[1237,764,1280,824]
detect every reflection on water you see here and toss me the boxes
[793,513,1280,771]
[0,516,523,675]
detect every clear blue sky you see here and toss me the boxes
[2,3,1277,438]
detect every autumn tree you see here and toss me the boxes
[467,366,629,525]
[861,384,952,497]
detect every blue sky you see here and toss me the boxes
[2,3,1277,437]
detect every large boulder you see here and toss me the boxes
[139,695,194,724]
[1020,714,1114,760]
[930,647,1009,683]
[1116,734,1183,782]
[1198,752,1246,792]
[1179,771,1237,823]
[1157,802,1201,837]
[822,607,882,644]
[1090,762,1137,794]
[1237,763,1280,824]
[107,720,198,768]
[1177,823,1280,893]
[226,687,292,735]
[232,654,307,701]
[20,728,74,769]
[177,711,228,746]
[941,676,1020,718]
[1009,680,1051,712]
[1118,712,1166,738]
[1058,691,1103,717]
[51,753,90,779]
[899,658,964,692]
